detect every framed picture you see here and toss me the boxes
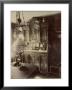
[0,0,70,89]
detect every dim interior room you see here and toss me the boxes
[4,4,69,86]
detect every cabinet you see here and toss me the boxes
[23,50,48,74]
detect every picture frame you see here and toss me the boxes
[0,0,70,89]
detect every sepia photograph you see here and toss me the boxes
[4,4,69,86]
[11,11,61,79]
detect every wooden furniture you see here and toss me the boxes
[23,50,48,74]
